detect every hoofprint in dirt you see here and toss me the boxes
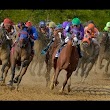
[0,61,110,100]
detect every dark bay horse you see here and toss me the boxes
[0,28,11,85]
[74,35,100,82]
[97,32,110,77]
[50,35,79,93]
[7,29,32,90]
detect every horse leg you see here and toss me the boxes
[67,76,71,93]
[7,60,16,86]
[80,61,85,82]
[45,59,52,87]
[45,65,52,87]
[59,72,72,93]
[37,61,44,76]
[2,65,10,85]
[82,62,94,83]
[103,61,110,77]
[74,59,82,76]
[98,56,104,69]
[0,60,8,82]
[16,66,28,91]
[53,67,60,87]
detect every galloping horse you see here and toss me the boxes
[7,29,32,90]
[0,28,11,84]
[29,29,50,76]
[45,30,61,87]
[97,32,110,77]
[50,35,79,93]
[74,35,100,82]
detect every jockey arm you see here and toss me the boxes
[29,27,38,41]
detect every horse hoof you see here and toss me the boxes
[7,81,13,86]
[0,77,3,81]
[58,89,63,94]
[50,83,54,90]
[67,86,71,93]
[55,81,59,86]
[13,79,18,83]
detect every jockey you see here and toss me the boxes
[41,22,57,54]
[48,21,56,38]
[1,18,17,48]
[13,22,27,45]
[55,21,72,57]
[25,21,38,56]
[39,20,50,38]
[103,22,110,32]
[84,23,99,37]
[70,17,84,58]
[84,23,100,58]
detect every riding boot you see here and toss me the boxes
[41,39,54,55]
[58,41,66,53]
[55,41,66,57]
[76,44,82,58]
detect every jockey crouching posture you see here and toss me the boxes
[41,21,57,54]
[84,23,100,60]
[38,21,50,38]
[56,18,84,58]
[1,18,17,49]
[25,21,38,57]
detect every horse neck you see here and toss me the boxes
[65,40,74,58]
[81,42,94,56]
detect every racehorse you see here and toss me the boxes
[29,29,50,76]
[45,29,61,87]
[50,34,79,93]
[7,29,32,90]
[0,28,11,85]
[97,32,110,77]
[74,35,100,82]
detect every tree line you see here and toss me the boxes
[0,10,110,31]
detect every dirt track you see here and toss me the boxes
[0,60,110,101]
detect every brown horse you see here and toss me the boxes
[74,36,100,82]
[45,30,61,87]
[7,29,32,90]
[50,35,79,93]
[97,32,110,77]
[0,28,11,85]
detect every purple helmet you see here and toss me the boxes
[62,21,69,29]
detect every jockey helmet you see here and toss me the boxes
[3,18,13,25]
[62,21,69,29]
[49,21,56,28]
[87,23,95,30]
[55,24,62,30]
[72,18,81,26]
[25,21,32,27]
[39,21,46,28]
[106,22,110,28]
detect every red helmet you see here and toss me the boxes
[25,21,32,27]
[3,18,13,25]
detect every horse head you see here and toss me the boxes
[0,28,10,47]
[81,35,91,49]
[18,31,29,48]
